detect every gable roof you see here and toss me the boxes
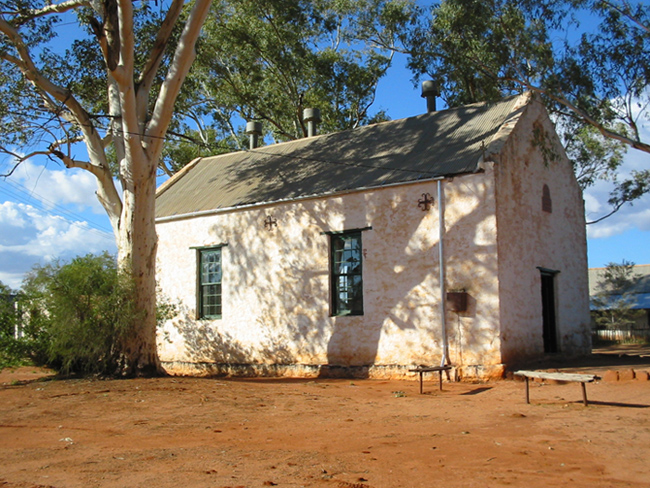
[156,93,531,220]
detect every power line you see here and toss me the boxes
[3,107,440,178]
[0,187,115,245]
[1,177,114,237]
[3,108,232,155]
[0,179,115,242]
[0,188,115,245]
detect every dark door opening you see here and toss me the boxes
[540,271,558,353]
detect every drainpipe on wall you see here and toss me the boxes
[437,178,450,367]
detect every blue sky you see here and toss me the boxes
[1,40,649,290]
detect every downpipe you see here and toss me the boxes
[437,178,450,367]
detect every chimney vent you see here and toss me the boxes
[245,120,263,149]
[421,81,440,113]
[303,108,322,137]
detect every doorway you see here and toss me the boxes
[540,270,558,353]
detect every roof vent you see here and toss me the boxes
[421,81,440,113]
[245,121,263,149]
[303,108,322,137]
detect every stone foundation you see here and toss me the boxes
[162,361,506,381]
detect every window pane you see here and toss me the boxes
[331,232,363,315]
[349,275,363,314]
[201,250,221,284]
[199,248,222,318]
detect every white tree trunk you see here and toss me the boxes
[117,156,161,375]
[1,0,213,376]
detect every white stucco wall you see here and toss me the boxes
[155,98,591,379]
[156,174,504,378]
[494,99,591,363]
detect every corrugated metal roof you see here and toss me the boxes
[589,293,650,311]
[156,94,528,219]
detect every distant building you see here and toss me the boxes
[0,292,22,339]
[589,264,650,341]
[155,92,591,380]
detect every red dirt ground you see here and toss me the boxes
[1,348,649,488]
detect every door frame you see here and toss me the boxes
[538,267,560,354]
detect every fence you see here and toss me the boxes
[593,329,650,343]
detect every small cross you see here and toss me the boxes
[264,215,278,230]
[418,193,434,211]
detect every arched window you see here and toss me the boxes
[542,184,552,213]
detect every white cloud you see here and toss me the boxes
[585,176,650,239]
[584,102,650,239]
[9,160,106,214]
[0,201,116,289]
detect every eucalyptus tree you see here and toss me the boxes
[408,0,650,221]
[161,0,419,175]
[0,0,213,375]
[591,260,644,330]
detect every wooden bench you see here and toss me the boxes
[409,365,452,394]
[514,370,598,406]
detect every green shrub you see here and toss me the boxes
[20,253,140,376]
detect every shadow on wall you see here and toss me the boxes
[165,303,298,375]
[162,200,361,376]
[163,190,447,378]
[442,176,501,369]
[161,112,513,377]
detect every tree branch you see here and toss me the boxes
[136,0,185,123]
[0,147,51,177]
[112,0,143,179]
[145,0,213,162]
[11,0,89,25]
[1,12,122,230]
[514,81,650,154]
[461,51,650,155]
[0,17,109,160]
[586,203,626,225]
[597,0,650,34]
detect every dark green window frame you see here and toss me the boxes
[330,231,363,316]
[197,246,223,319]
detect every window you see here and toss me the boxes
[198,247,222,319]
[331,231,363,315]
[542,184,552,213]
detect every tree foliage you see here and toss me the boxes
[161,0,419,175]
[408,0,650,220]
[591,260,644,330]
[19,253,139,376]
[1,0,213,375]
[0,281,15,337]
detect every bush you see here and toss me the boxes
[20,253,140,376]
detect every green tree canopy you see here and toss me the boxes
[407,0,650,221]
[0,280,23,370]
[161,0,419,175]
